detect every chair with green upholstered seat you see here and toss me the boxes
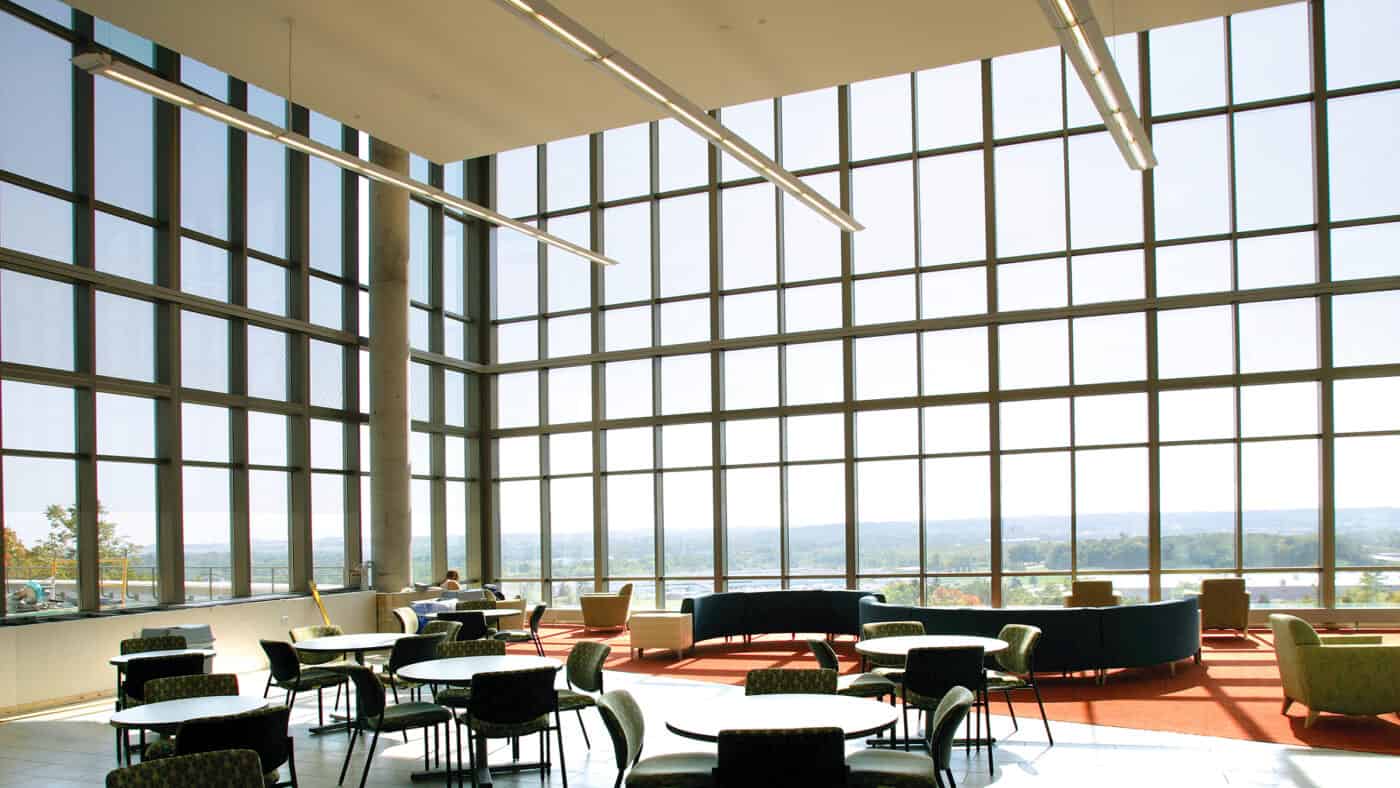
[140,673,240,761]
[713,727,847,788]
[494,603,547,656]
[901,647,989,766]
[984,624,1052,745]
[392,606,419,634]
[558,640,612,749]
[847,686,975,788]
[118,653,208,763]
[338,665,454,788]
[596,689,716,788]
[431,638,506,709]
[120,635,188,655]
[106,748,265,788]
[260,640,349,728]
[460,667,567,788]
[377,633,446,703]
[1270,613,1400,727]
[806,638,897,703]
[421,619,462,642]
[743,668,837,696]
[456,598,497,611]
[175,705,298,788]
[860,621,926,679]
[286,624,349,705]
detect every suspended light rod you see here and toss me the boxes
[72,52,618,266]
[492,0,864,233]
[1039,0,1157,170]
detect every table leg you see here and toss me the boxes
[310,649,362,736]
[411,731,551,785]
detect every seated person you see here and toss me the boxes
[440,569,462,591]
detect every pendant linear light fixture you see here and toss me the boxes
[1038,0,1156,170]
[72,51,619,266]
[492,0,865,233]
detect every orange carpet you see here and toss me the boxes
[522,624,1400,755]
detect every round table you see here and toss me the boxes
[424,608,517,622]
[397,654,561,685]
[666,694,898,743]
[109,696,270,730]
[397,655,562,787]
[854,634,1008,659]
[109,648,216,667]
[293,632,406,662]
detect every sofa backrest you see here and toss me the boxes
[682,589,885,642]
[859,596,1200,673]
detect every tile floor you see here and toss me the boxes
[0,666,1391,787]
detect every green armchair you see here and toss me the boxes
[1190,578,1250,637]
[1270,614,1400,727]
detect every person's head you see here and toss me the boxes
[444,569,460,581]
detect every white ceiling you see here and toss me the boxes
[64,0,1287,163]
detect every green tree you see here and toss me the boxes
[25,503,135,579]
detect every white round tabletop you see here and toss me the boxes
[397,655,561,685]
[109,696,270,729]
[424,608,516,620]
[854,634,1008,659]
[109,649,216,666]
[294,633,406,653]
[666,694,898,743]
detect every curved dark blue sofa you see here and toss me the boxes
[681,590,885,643]
[859,596,1200,673]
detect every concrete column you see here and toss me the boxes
[369,138,412,591]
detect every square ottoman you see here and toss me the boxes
[629,612,693,659]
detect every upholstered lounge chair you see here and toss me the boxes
[582,583,633,630]
[1063,580,1120,608]
[1270,613,1400,728]
[1192,578,1250,637]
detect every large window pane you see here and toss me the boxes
[606,474,652,578]
[858,460,919,574]
[788,464,845,575]
[725,467,780,575]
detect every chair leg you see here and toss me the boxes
[357,730,381,788]
[554,711,569,788]
[424,724,431,770]
[946,767,958,788]
[1003,689,1018,731]
[576,708,591,749]
[983,691,994,772]
[465,723,477,788]
[1032,680,1053,745]
[263,673,273,698]
[317,687,325,727]
[333,681,342,712]
[286,736,300,788]
[1281,696,1293,715]
[338,727,360,785]
[902,703,911,752]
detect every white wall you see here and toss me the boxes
[0,591,375,715]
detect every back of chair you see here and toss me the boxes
[566,640,612,693]
[456,598,497,611]
[994,624,1042,676]
[805,639,841,672]
[437,638,506,659]
[861,621,925,668]
[106,748,264,788]
[928,686,976,766]
[616,583,633,600]
[176,704,292,776]
[342,665,385,720]
[289,624,343,666]
[260,640,303,683]
[120,635,188,655]
[714,727,847,788]
[527,603,547,634]
[861,621,924,641]
[421,619,463,641]
[595,689,645,775]
[146,673,239,703]
[904,646,984,704]
[123,654,208,703]
[388,633,446,673]
[392,606,419,634]
[468,667,557,727]
[744,668,838,696]
[438,610,490,640]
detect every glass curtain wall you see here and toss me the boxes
[488,0,1400,610]
[0,2,480,617]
